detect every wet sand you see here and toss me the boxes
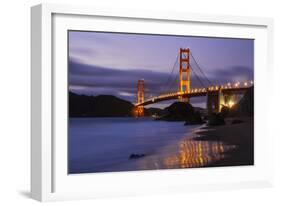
[194,116,254,167]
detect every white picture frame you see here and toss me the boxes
[31,3,274,202]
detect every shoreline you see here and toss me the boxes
[69,116,254,173]
[193,116,254,167]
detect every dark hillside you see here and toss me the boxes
[69,92,134,117]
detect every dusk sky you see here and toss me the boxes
[68,31,254,108]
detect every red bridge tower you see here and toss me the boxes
[135,79,145,117]
[179,48,191,102]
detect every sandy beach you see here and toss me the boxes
[194,116,254,167]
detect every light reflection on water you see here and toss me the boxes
[163,140,236,169]
[138,138,237,170]
[69,118,237,173]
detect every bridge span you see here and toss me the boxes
[135,85,250,107]
[134,48,253,117]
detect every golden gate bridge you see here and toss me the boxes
[134,48,253,117]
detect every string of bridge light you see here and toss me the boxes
[188,80,253,93]
[136,80,254,105]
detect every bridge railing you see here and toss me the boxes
[135,80,253,106]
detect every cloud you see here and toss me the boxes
[208,66,253,84]
[69,59,171,102]
[69,60,253,107]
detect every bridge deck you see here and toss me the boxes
[135,86,250,106]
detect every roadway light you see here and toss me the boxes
[244,82,248,86]
[228,100,234,108]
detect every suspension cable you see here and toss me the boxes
[161,52,179,94]
[168,72,179,92]
[190,52,213,86]
[190,65,206,88]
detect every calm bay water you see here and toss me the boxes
[69,118,235,174]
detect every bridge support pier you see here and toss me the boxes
[207,87,223,115]
[207,88,238,114]
[179,96,189,102]
[133,106,144,117]
[223,94,236,108]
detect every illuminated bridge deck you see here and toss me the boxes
[135,85,250,107]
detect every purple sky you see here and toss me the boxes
[68,31,254,108]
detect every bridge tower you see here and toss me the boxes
[136,79,145,117]
[179,48,190,102]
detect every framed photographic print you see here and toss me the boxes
[31,3,274,201]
